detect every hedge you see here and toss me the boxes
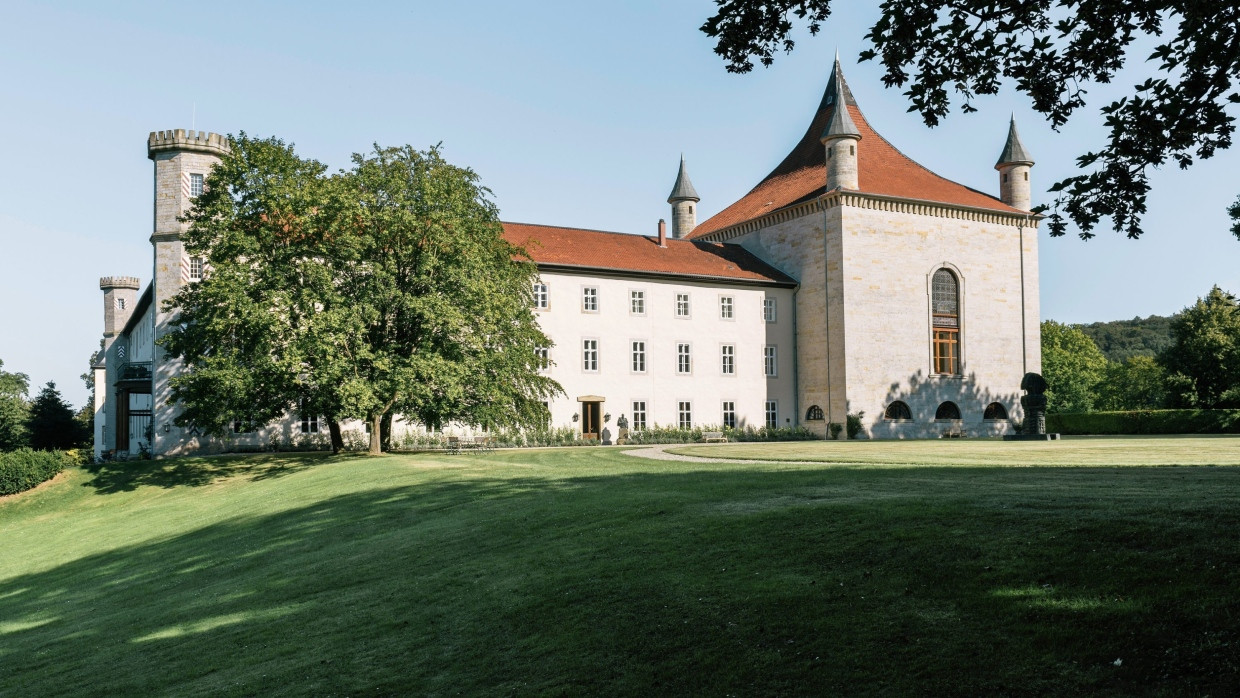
[0,449,75,496]
[1046,410,1240,436]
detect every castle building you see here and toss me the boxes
[94,60,1041,458]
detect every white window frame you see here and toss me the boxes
[188,255,205,282]
[720,344,735,375]
[630,340,646,374]
[582,338,599,372]
[722,401,737,429]
[675,292,691,318]
[719,295,734,320]
[189,172,204,197]
[765,400,778,428]
[532,281,549,310]
[764,345,778,377]
[678,401,692,429]
[631,400,647,431]
[582,286,599,313]
[763,297,777,323]
[535,346,550,370]
[676,342,692,375]
[629,289,646,316]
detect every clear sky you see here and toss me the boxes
[1,1,1237,408]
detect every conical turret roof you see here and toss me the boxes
[995,116,1034,168]
[667,155,700,202]
[821,56,861,141]
[689,59,1023,238]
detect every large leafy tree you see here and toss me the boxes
[333,145,561,453]
[163,136,561,454]
[1095,355,1168,411]
[1040,320,1107,413]
[1159,286,1240,408]
[161,134,342,447]
[26,381,87,451]
[0,359,30,451]
[701,1,1240,240]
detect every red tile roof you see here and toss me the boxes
[691,72,1022,238]
[502,222,796,286]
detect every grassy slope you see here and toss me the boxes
[0,441,1238,696]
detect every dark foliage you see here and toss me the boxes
[1078,314,1174,362]
[26,382,87,451]
[702,0,1240,240]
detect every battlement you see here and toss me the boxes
[100,276,141,290]
[147,129,230,159]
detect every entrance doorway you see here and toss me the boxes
[581,401,601,440]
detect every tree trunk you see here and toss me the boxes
[328,420,344,454]
[369,414,383,455]
[381,412,393,452]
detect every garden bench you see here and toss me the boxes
[473,436,495,452]
[446,436,463,454]
[702,431,728,443]
[941,425,967,439]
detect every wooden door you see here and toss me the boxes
[582,402,600,439]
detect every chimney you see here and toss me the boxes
[658,218,667,247]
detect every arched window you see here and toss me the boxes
[983,402,1008,420]
[931,269,960,375]
[935,401,961,420]
[805,405,824,421]
[884,401,912,420]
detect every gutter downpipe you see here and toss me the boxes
[819,193,833,426]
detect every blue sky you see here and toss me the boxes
[2,1,1237,408]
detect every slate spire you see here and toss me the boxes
[995,115,1034,167]
[821,54,861,142]
[667,154,700,203]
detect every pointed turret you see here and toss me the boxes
[995,116,1035,210]
[819,55,862,190]
[667,155,700,238]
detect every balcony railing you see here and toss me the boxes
[119,361,152,382]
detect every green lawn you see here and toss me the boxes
[2,440,1239,695]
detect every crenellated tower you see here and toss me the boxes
[995,116,1035,210]
[147,129,230,455]
[667,155,700,238]
[820,56,861,191]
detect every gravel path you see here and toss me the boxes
[619,444,774,464]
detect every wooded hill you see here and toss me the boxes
[1076,315,1174,362]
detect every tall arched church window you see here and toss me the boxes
[931,269,960,375]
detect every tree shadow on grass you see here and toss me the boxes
[4,465,1240,695]
[80,452,368,494]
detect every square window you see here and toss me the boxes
[676,293,690,318]
[764,346,777,377]
[720,344,735,375]
[722,401,736,429]
[631,340,646,373]
[677,343,692,374]
[582,287,598,312]
[189,172,204,197]
[765,400,778,428]
[532,282,549,309]
[630,290,645,315]
[763,298,777,323]
[631,401,647,431]
[678,401,692,429]
[720,296,734,320]
[582,339,599,372]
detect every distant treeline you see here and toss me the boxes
[1077,315,1174,362]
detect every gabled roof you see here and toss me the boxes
[691,63,1022,238]
[995,116,1034,167]
[503,222,796,286]
[667,155,700,202]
